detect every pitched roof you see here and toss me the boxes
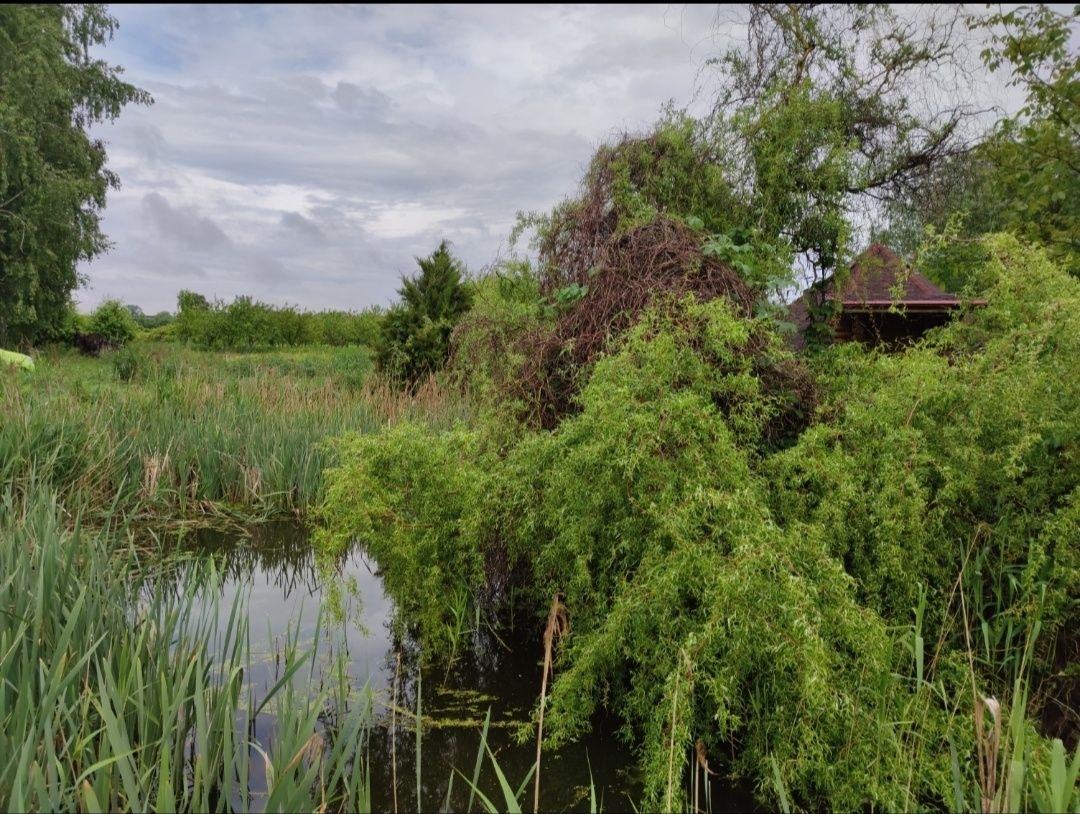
[785,243,986,349]
[835,243,966,309]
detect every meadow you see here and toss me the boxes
[1,343,463,523]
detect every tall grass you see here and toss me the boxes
[0,480,377,812]
[0,343,468,524]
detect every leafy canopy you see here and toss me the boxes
[879,6,1080,276]
[705,4,978,278]
[0,4,150,347]
[87,298,137,345]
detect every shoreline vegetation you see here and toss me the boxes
[3,4,1079,811]
[2,343,465,526]
[1,234,1077,813]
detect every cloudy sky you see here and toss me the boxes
[78,4,1028,315]
[79,4,733,313]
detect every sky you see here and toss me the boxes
[79,4,731,314]
[77,4,1030,315]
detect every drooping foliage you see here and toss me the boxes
[0,4,150,347]
[311,7,1080,811]
[377,240,473,385]
[316,423,491,656]
[770,235,1080,655]
[318,234,1080,811]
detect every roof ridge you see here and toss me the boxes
[842,244,957,304]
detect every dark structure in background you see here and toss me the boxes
[788,244,986,350]
[73,333,119,357]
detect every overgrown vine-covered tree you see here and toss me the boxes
[0,4,150,347]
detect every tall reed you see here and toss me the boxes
[0,343,468,526]
[0,480,375,812]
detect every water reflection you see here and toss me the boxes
[149,522,644,813]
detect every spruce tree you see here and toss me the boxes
[377,240,472,384]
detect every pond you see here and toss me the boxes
[153,521,647,813]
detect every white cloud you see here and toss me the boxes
[77,3,1021,314]
[77,4,732,313]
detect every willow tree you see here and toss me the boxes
[0,4,150,346]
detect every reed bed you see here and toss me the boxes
[0,481,377,812]
[0,482,600,813]
[0,343,468,525]
[0,345,625,813]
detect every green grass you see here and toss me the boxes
[0,341,467,525]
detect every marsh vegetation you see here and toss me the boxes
[3,3,1079,812]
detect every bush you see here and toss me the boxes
[318,236,1080,812]
[172,289,383,351]
[316,423,489,654]
[110,345,142,382]
[87,300,137,345]
[322,296,930,808]
[449,260,549,426]
[376,241,472,384]
[505,116,796,427]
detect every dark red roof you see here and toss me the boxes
[837,243,969,309]
[786,243,986,349]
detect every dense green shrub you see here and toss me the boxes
[486,298,933,807]
[376,241,472,384]
[768,234,1080,664]
[318,235,1080,811]
[449,259,549,424]
[320,296,952,807]
[172,290,382,351]
[316,423,490,655]
[87,299,138,345]
[36,300,88,344]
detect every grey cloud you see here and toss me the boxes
[251,255,291,284]
[280,211,324,237]
[129,124,167,162]
[78,5,1011,316]
[150,256,208,280]
[142,192,231,248]
[331,82,393,116]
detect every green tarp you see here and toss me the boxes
[0,349,34,371]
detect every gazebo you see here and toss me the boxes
[788,243,985,350]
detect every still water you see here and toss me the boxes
[154,521,644,813]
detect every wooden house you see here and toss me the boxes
[788,243,985,350]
